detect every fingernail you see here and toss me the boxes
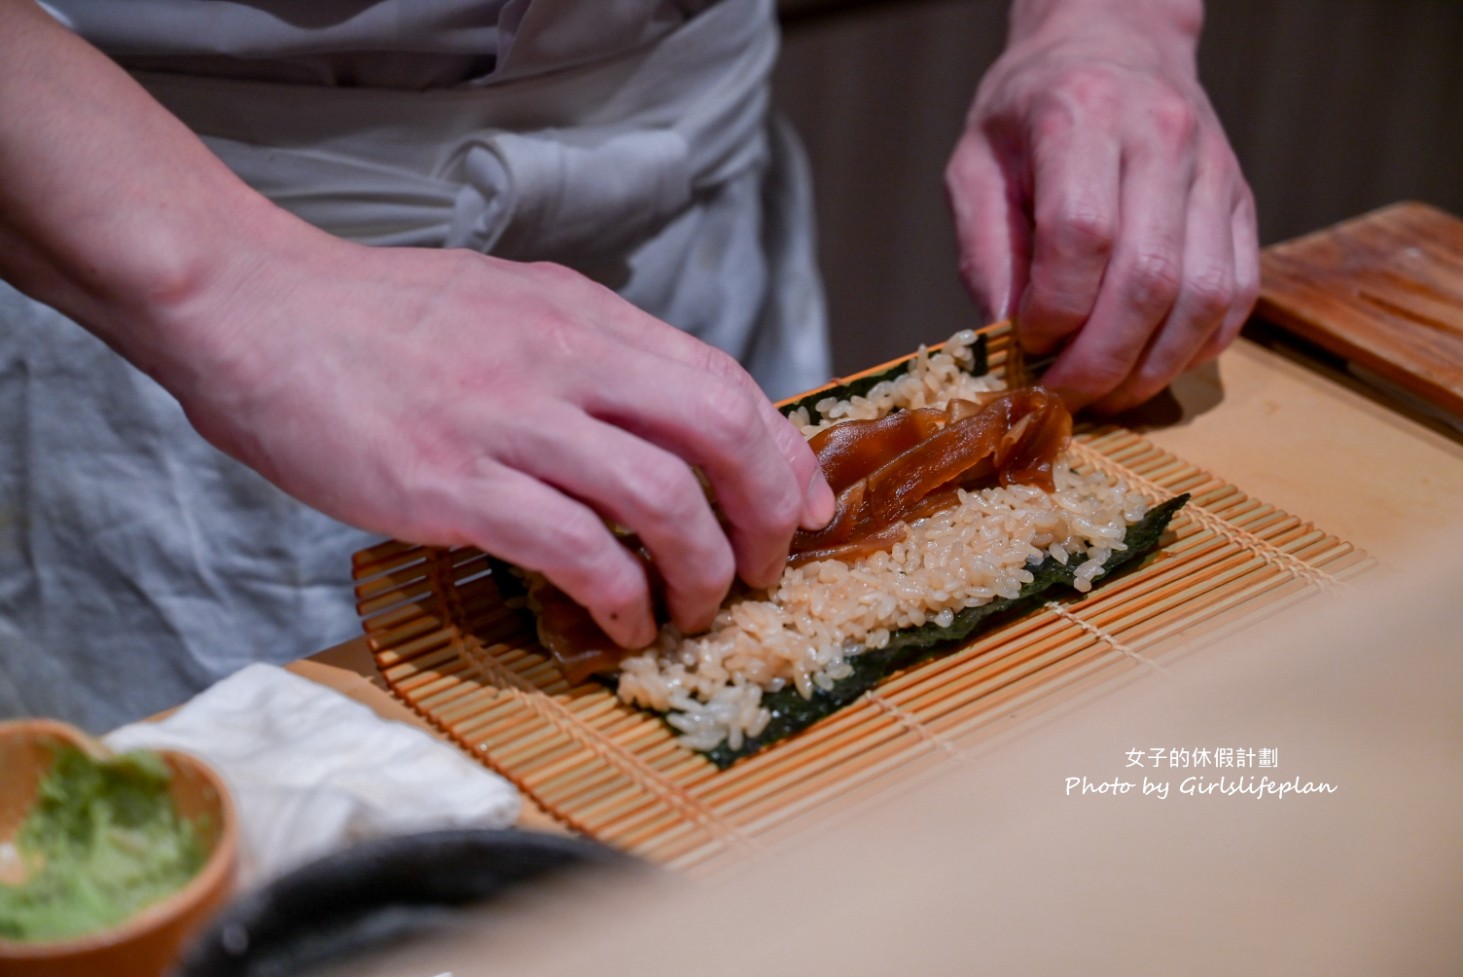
[751,547,790,591]
[604,603,655,649]
[802,472,835,530]
[629,612,658,649]
[673,603,716,638]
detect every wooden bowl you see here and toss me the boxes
[0,719,238,977]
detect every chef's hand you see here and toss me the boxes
[177,234,834,649]
[946,0,1259,413]
[0,0,832,649]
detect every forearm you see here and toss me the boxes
[0,0,300,388]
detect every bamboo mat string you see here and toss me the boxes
[1041,600,1170,675]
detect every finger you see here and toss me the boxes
[570,290,833,531]
[1188,184,1260,369]
[1016,112,1122,356]
[501,408,738,636]
[690,342,834,533]
[762,401,836,532]
[945,125,1031,323]
[1090,154,1238,413]
[1040,118,1194,408]
[456,467,659,650]
[580,348,812,591]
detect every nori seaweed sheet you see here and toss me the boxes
[699,492,1188,767]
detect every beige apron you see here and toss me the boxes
[0,0,829,728]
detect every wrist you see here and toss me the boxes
[111,190,309,398]
[1006,0,1203,69]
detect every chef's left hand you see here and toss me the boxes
[946,0,1259,413]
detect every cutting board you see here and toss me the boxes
[1257,200,1463,417]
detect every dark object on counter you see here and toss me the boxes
[173,828,634,977]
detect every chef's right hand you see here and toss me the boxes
[172,228,836,649]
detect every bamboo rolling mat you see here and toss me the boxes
[351,324,1372,873]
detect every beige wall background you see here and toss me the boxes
[772,0,1463,373]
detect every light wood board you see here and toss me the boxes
[1257,200,1463,417]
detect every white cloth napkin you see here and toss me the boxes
[105,663,521,890]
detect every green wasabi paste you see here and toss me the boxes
[0,746,206,943]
